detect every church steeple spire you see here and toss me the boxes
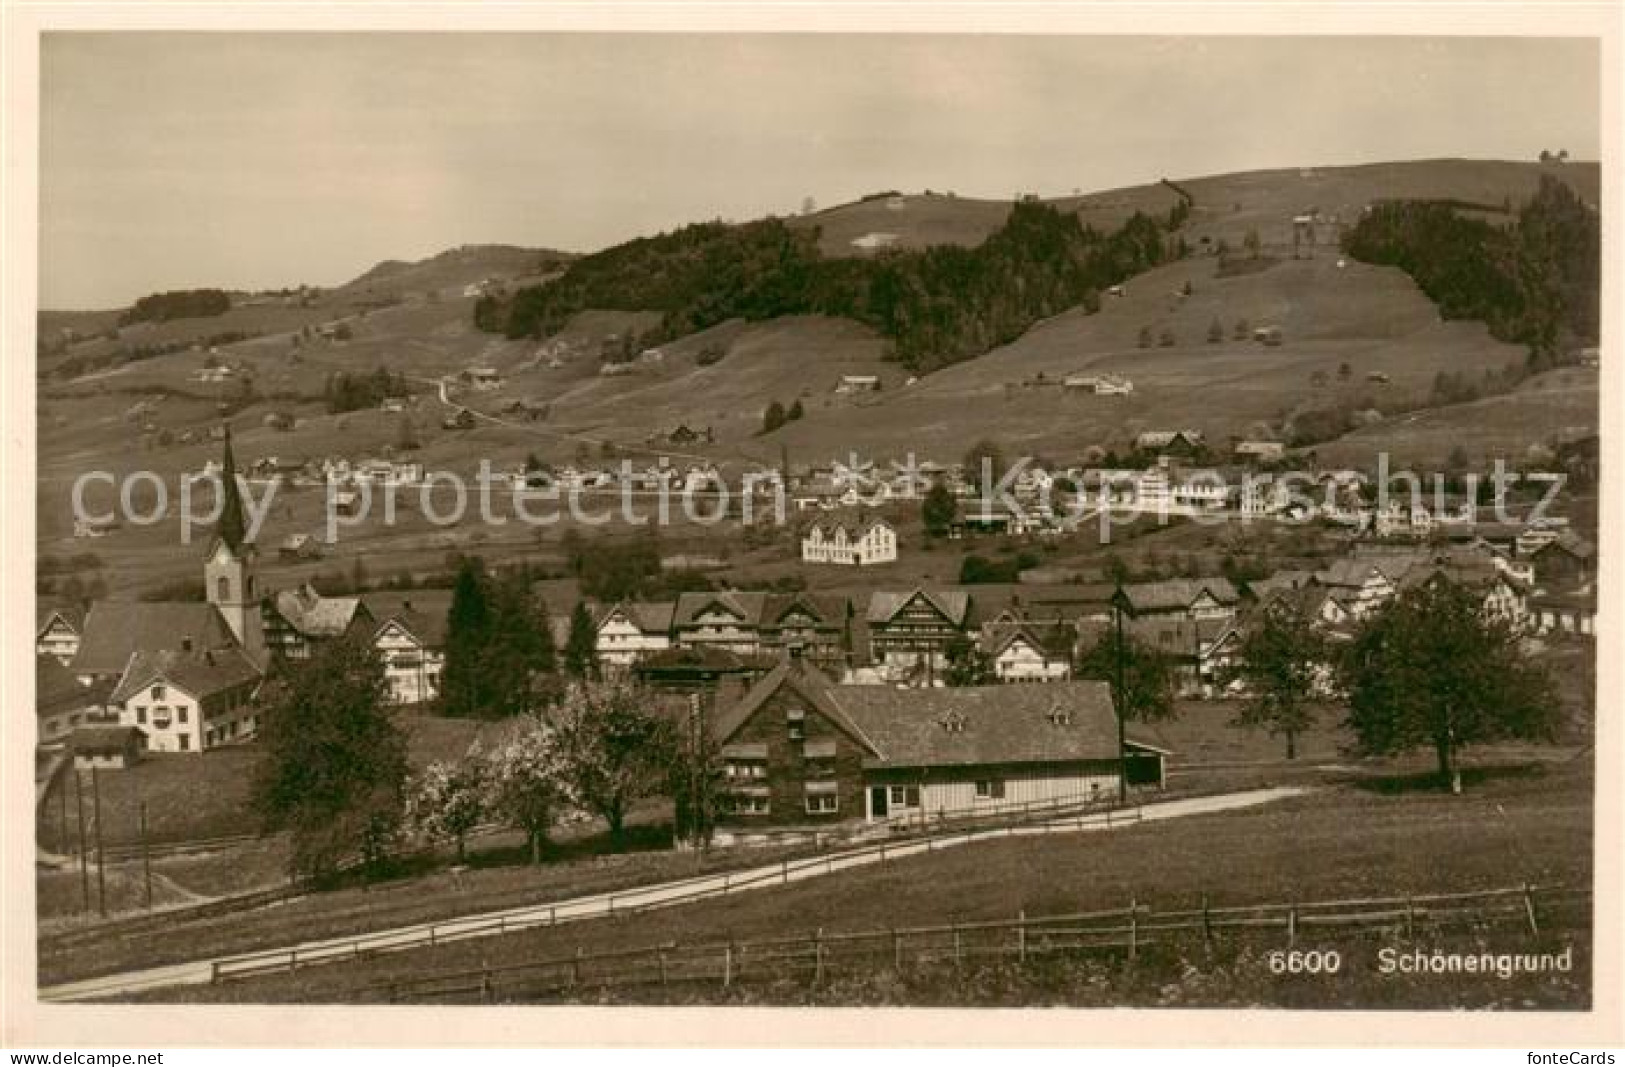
[217,424,247,552]
[205,422,261,659]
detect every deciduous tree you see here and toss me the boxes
[921,478,957,538]
[1338,578,1558,791]
[406,759,487,862]
[552,680,677,847]
[943,634,996,686]
[1223,594,1328,758]
[482,717,580,863]
[252,637,407,881]
[1075,628,1176,723]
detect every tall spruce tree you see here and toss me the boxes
[440,556,491,717]
[564,600,600,680]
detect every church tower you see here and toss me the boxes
[204,425,262,658]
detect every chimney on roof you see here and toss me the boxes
[402,599,413,614]
[181,636,194,654]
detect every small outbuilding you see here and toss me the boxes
[69,724,143,770]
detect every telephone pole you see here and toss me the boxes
[139,802,154,911]
[1111,586,1131,806]
[92,765,107,917]
[73,768,90,915]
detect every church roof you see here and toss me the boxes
[72,600,238,677]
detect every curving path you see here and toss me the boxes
[39,785,1312,1002]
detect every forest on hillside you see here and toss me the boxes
[119,288,232,325]
[476,201,1181,372]
[1342,175,1600,363]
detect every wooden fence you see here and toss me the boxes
[208,803,1149,983]
[368,883,1590,1004]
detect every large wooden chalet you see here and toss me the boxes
[865,589,973,674]
[709,653,1167,836]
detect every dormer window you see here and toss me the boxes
[938,710,968,734]
[1048,705,1071,727]
[152,684,166,701]
[786,707,806,741]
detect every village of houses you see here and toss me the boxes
[36,406,1597,838]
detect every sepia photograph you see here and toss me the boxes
[4,3,1620,1051]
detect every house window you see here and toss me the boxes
[136,708,147,726]
[786,707,806,741]
[805,793,839,815]
[152,707,172,729]
[178,707,189,724]
[178,735,190,751]
[975,779,1006,800]
[152,685,166,701]
[887,786,921,808]
[725,760,767,781]
[728,795,770,816]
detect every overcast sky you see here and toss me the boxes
[39,33,1600,309]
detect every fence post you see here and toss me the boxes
[782,859,789,885]
[1201,894,1212,946]
[814,928,824,985]
[1404,895,1415,940]
[723,942,733,988]
[210,961,220,983]
[953,925,963,968]
[1017,910,1026,964]
[658,947,668,985]
[428,926,436,948]
[572,946,584,987]
[1287,903,1298,948]
[1127,898,1138,962]
[893,928,902,972]
[1523,882,1540,936]
[386,981,398,1004]
[549,905,556,926]
[480,969,493,1004]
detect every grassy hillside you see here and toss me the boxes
[127,758,1592,1005]
[796,159,1599,260]
[335,244,571,304]
[34,158,1599,596]
[749,253,1540,463]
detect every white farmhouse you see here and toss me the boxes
[365,592,452,705]
[982,623,1072,683]
[109,648,262,753]
[594,602,676,668]
[801,515,899,566]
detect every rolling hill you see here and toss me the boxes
[35,157,1600,594]
[793,158,1598,259]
